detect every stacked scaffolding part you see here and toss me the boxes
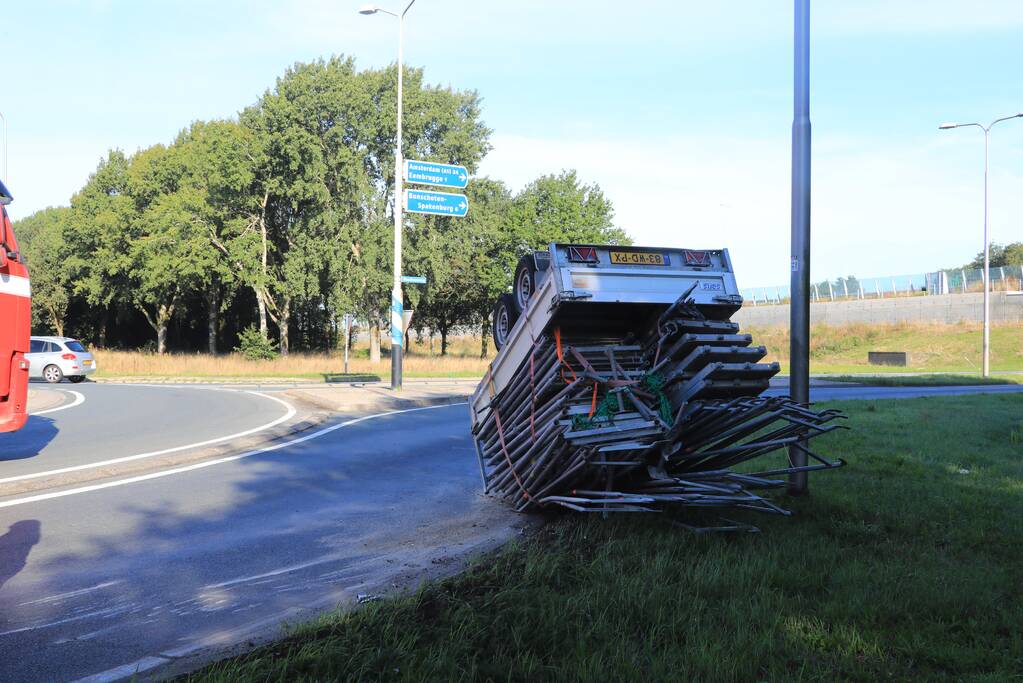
[471,293,846,519]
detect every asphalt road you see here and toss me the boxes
[0,395,514,683]
[0,381,1021,682]
[2,383,292,481]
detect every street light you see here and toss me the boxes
[360,0,417,390]
[939,112,1023,377]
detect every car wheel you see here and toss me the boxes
[68,375,86,383]
[512,254,539,314]
[492,293,519,352]
[43,365,64,384]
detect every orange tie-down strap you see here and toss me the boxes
[554,327,578,384]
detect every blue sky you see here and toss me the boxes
[3,1,1022,287]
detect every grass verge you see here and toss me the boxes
[821,374,1020,387]
[185,394,1023,682]
[91,322,1023,381]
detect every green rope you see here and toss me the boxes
[571,388,620,431]
[641,372,673,425]
[569,372,672,432]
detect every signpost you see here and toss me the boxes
[405,189,469,217]
[404,160,468,189]
[401,275,427,285]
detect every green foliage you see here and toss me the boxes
[508,170,630,252]
[12,207,72,335]
[12,57,628,355]
[964,241,1023,269]
[234,325,279,361]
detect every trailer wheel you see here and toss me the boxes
[513,254,539,314]
[492,293,518,351]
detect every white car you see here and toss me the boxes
[26,336,97,383]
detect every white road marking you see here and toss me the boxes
[70,656,169,683]
[0,390,296,485]
[18,580,122,606]
[31,389,85,416]
[0,605,133,637]
[204,556,341,589]
[0,402,465,509]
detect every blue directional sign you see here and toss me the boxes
[405,189,469,217]
[401,275,427,285]
[404,160,469,189]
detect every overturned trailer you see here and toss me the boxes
[469,244,844,523]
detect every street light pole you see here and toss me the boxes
[788,0,811,496]
[360,1,417,390]
[939,113,1023,378]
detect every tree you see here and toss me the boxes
[507,170,629,254]
[965,242,1023,269]
[66,150,136,347]
[124,143,219,353]
[175,119,262,353]
[13,207,72,335]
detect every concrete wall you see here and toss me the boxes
[732,292,1023,327]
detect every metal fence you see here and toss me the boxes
[741,265,1023,306]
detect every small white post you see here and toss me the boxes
[343,314,351,374]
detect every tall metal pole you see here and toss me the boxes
[788,0,811,495]
[939,112,1022,378]
[390,6,406,390]
[982,128,990,377]
[362,1,416,389]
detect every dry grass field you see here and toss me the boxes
[91,321,1022,380]
[93,335,493,380]
[748,320,1023,374]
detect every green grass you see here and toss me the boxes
[821,374,1021,387]
[185,394,1023,682]
[749,322,1023,376]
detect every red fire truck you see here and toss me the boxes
[0,178,30,433]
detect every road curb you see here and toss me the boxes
[285,387,473,415]
[26,387,70,413]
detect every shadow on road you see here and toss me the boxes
[0,416,59,461]
[0,520,41,592]
[0,407,508,682]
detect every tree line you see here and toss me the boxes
[14,57,629,357]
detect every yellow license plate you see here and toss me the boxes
[609,251,668,266]
[84,360,93,366]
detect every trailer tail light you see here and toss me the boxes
[62,353,77,360]
[567,246,598,263]
[683,250,711,266]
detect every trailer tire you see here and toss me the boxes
[513,254,539,314]
[492,293,518,351]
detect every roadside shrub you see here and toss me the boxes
[235,326,278,361]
